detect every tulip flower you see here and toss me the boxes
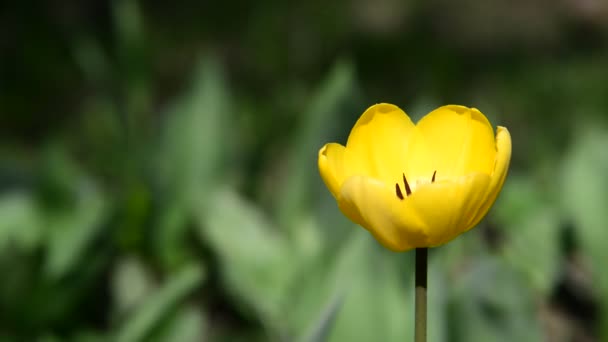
[318,103,511,341]
[318,103,511,251]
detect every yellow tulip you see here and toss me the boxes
[318,103,511,251]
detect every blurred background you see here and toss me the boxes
[2,0,608,341]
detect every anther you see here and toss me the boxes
[402,173,412,196]
[432,170,437,183]
[395,183,404,200]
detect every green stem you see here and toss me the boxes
[415,248,427,342]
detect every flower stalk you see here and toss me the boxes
[415,248,427,342]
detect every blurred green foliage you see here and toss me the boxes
[2,0,608,341]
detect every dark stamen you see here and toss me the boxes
[395,183,404,200]
[431,171,436,183]
[402,173,412,196]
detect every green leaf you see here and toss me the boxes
[156,55,230,267]
[503,207,560,295]
[560,124,608,339]
[493,174,560,295]
[561,125,608,291]
[298,293,344,342]
[152,305,207,342]
[111,256,155,315]
[113,0,144,53]
[112,0,151,135]
[38,147,108,279]
[288,232,412,342]
[72,35,111,85]
[427,255,448,342]
[493,174,547,225]
[327,245,411,342]
[196,187,294,328]
[288,231,369,340]
[44,184,106,279]
[0,191,42,252]
[276,60,356,228]
[115,263,205,342]
[158,55,229,205]
[152,201,190,269]
[449,257,543,342]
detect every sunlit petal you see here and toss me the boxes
[409,105,496,178]
[318,143,347,199]
[345,103,415,183]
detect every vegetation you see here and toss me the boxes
[2,0,608,341]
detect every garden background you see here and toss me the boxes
[2,0,608,341]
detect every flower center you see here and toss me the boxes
[395,171,436,200]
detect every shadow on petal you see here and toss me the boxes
[339,176,428,251]
[469,126,512,228]
[404,173,491,246]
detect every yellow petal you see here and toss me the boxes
[345,103,415,183]
[338,176,427,251]
[468,126,512,227]
[408,105,496,179]
[318,103,511,253]
[337,193,366,228]
[405,173,491,246]
[318,143,347,199]
[339,173,491,250]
